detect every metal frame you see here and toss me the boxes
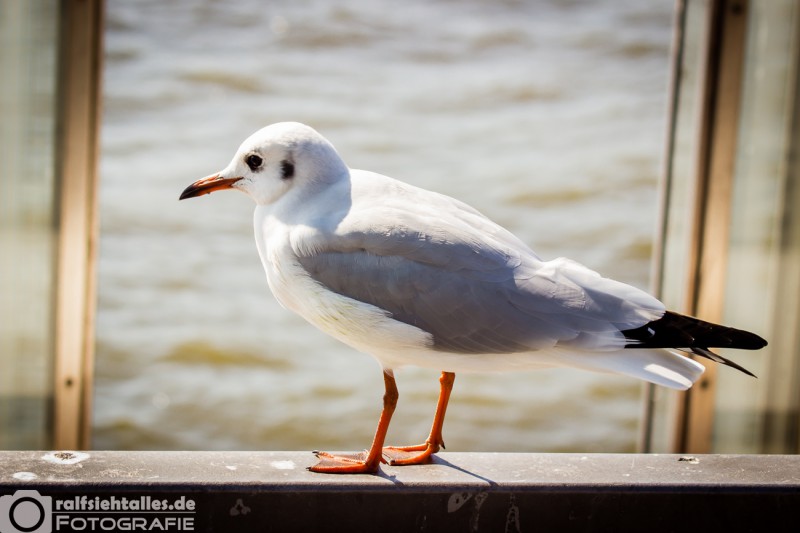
[648,0,749,453]
[52,0,104,450]
[679,0,748,453]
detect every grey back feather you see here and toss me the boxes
[295,170,665,354]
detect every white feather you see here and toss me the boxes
[215,122,705,391]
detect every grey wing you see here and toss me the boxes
[297,246,664,354]
[298,251,570,353]
[295,183,665,354]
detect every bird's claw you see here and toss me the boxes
[381,442,439,466]
[308,450,383,474]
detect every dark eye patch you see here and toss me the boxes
[281,160,295,180]
[245,153,263,172]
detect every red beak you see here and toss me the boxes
[179,174,242,200]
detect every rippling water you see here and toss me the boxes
[94,0,673,453]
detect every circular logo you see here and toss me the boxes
[8,497,45,533]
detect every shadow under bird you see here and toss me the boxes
[180,122,767,474]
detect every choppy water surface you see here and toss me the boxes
[94,0,673,452]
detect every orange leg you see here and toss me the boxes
[309,370,399,474]
[383,371,455,466]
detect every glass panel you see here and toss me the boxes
[95,2,675,453]
[0,0,60,448]
[715,0,800,453]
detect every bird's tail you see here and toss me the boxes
[557,347,706,390]
[622,311,767,377]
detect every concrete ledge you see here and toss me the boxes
[1,451,799,532]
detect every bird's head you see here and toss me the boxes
[179,122,348,206]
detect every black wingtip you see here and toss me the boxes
[723,326,768,351]
[623,311,767,351]
[691,347,757,378]
[623,311,765,378]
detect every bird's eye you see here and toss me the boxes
[281,160,295,180]
[245,154,263,172]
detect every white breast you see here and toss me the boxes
[253,207,434,369]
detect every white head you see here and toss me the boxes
[180,122,349,206]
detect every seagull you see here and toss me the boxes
[180,122,766,474]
